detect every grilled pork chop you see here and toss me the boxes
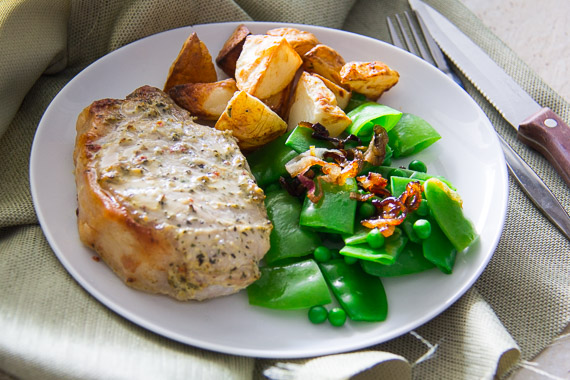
[74,85,272,301]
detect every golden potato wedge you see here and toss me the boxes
[287,71,351,137]
[340,61,400,100]
[311,73,351,110]
[260,81,293,120]
[235,35,303,100]
[215,90,287,151]
[266,27,319,56]
[302,44,346,86]
[215,24,251,78]
[169,78,238,120]
[164,32,217,92]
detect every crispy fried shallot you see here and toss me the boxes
[355,172,391,198]
[299,121,362,149]
[361,180,423,237]
[285,147,363,188]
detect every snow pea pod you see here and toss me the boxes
[300,177,358,235]
[387,113,441,158]
[319,259,388,322]
[285,124,332,153]
[424,178,478,252]
[247,130,297,187]
[346,102,402,143]
[339,227,407,265]
[247,259,332,310]
[422,214,457,274]
[360,241,435,277]
[264,188,322,265]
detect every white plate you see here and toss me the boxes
[30,22,508,358]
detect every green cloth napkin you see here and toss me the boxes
[1,0,568,379]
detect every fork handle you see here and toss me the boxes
[518,107,570,187]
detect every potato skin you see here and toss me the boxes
[164,32,217,92]
[216,24,251,78]
[235,35,303,100]
[340,61,400,100]
[311,73,351,110]
[215,90,287,151]
[169,78,238,120]
[266,27,320,56]
[302,44,346,86]
[287,72,351,137]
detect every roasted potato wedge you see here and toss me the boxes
[215,90,287,151]
[260,81,293,120]
[340,61,400,100]
[169,78,238,120]
[215,24,251,78]
[266,27,320,56]
[288,71,351,137]
[302,44,346,86]
[311,73,351,110]
[235,35,303,100]
[164,32,217,92]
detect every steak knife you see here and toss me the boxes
[409,0,570,187]
[409,0,570,240]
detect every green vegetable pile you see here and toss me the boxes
[245,100,478,327]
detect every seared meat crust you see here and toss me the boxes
[74,85,271,301]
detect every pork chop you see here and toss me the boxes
[73,85,272,301]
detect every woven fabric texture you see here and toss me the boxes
[1,0,568,379]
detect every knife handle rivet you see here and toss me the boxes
[544,118,558,128]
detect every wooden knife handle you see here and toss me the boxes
[518,107,570,187]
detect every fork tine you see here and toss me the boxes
[386,15,405,51]
[395,13,420,56]
[387,11,465,88]
[404,11,436,66]
[412,11,448,70]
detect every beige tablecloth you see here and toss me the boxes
[1,0,568,379]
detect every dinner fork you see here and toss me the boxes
[386,11,570,241]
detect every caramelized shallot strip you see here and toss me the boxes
[361,180,423,237]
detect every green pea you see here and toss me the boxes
[358,202,376,219]
[308,305,328,324]
[366,228,385,248]
[314,246,332,262]
[416,199,429,217]
[413,219,432,239]
[408,160,427,173]
[328,307,347,327]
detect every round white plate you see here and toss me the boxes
[30,22,508,358]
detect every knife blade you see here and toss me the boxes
[409,0,570,188]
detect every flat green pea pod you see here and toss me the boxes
[247,259,332,310]
[285,124,332,153]
[361,242,435,277]
[246,130,297,187]
[422,214,457,274]
[390,176,425,197]
[346,102,402,143]
[424,178,478,252]
[387,113,441,158]
[319,259,388,322]
[300,177,358,235]
[264,188,322,265]
[339,227,408,265]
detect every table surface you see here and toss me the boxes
[460,0,570,378]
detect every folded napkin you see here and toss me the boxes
[1,0,568,379]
